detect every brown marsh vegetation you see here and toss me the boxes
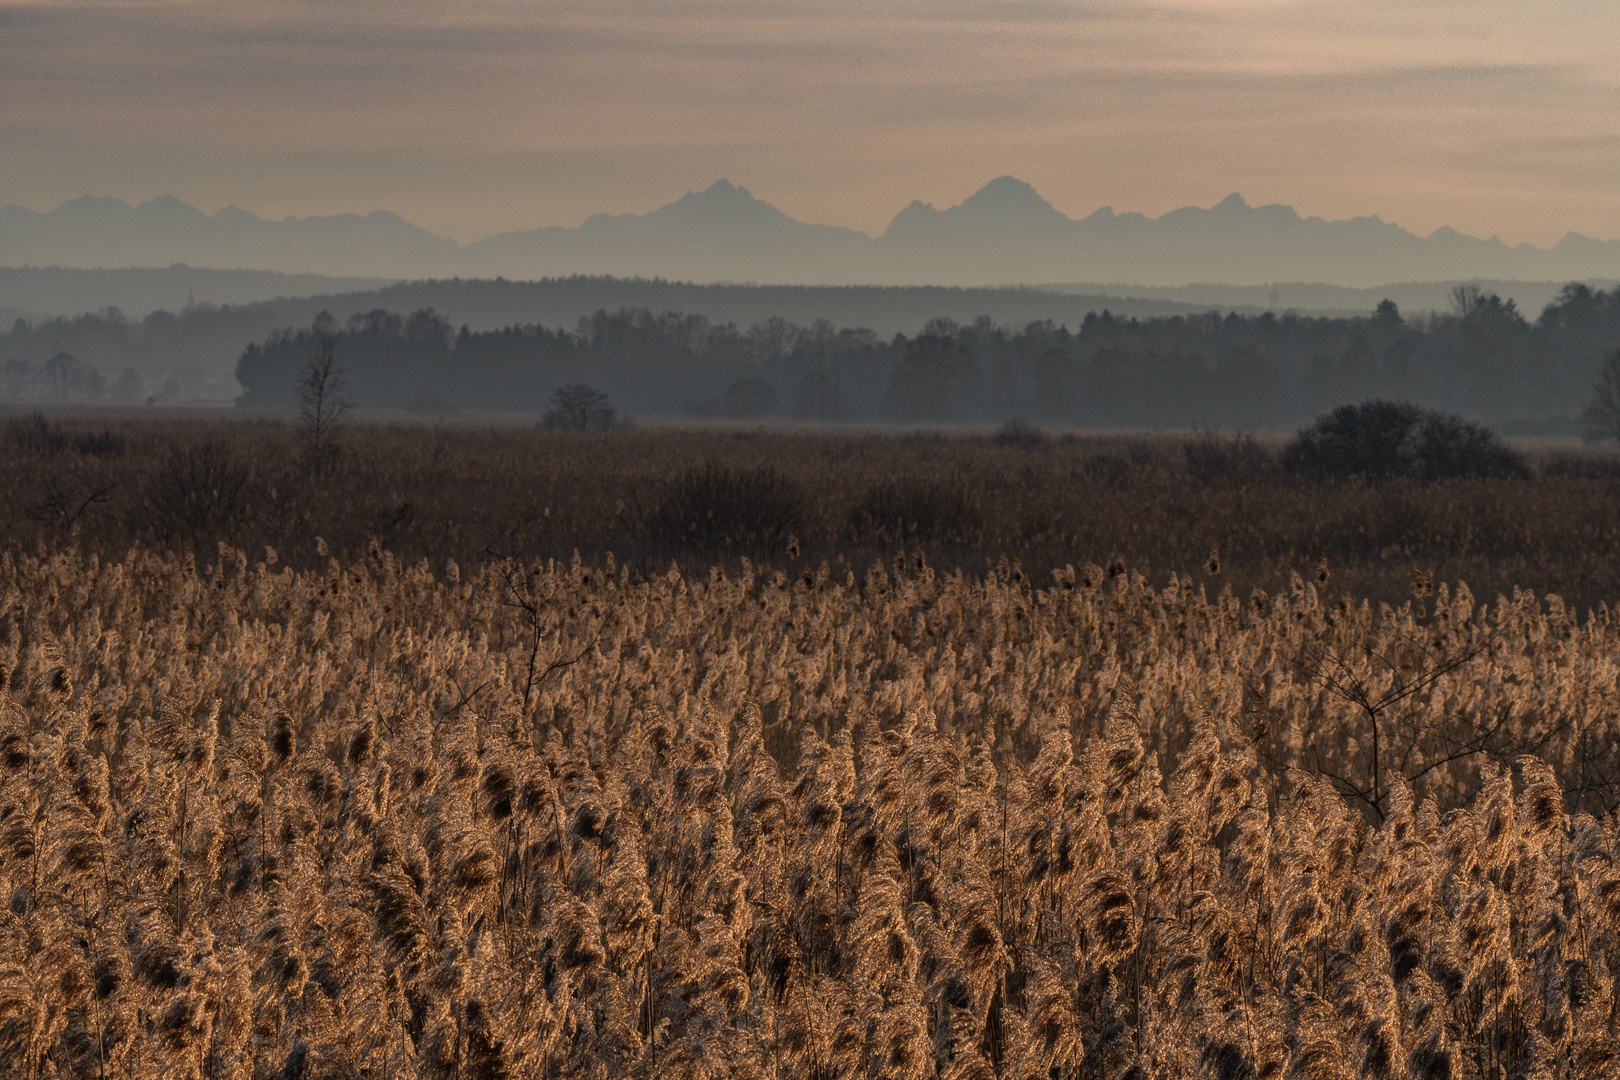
[3,413,1620,1077]
[5,413,1620,606]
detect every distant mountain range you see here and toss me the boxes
[5,179,1620,287]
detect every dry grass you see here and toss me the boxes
[0,532,1618,1076]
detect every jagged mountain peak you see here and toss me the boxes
[697,178,746,197]
[669,179,766,210]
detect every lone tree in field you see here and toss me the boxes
[1283,399,1525,482]
[298,334,351,472]
[1583,348,1620,442]
[543,382,616,430]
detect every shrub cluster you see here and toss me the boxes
[646,463,807,555]
[845,481,983,547]
[5,412,126,458]
[3,418,1620,607]
[140,440,254,542]
[1282,401,1528,483]
[1182,430,1278,486]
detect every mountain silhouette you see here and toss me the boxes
[4,180,1619,287]
[0,196,457,278]
[464,180,872,283]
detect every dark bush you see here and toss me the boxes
[141,439,254,542]
[1284,401,1422,482]
[6,412,69,456]
[648,463,805,554]
[992,419,1046,448]
[70,429,127,457]
[846,480,982,546]
[4,412,125,457]
[1183,431,1277,486]
[1283,400,1526,483]
[1413,412,1528,481]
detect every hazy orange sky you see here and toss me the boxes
[2,0,1617,245]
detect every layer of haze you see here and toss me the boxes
[3,0,1618,246]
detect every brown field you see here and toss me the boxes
[6,411,1620,609]
[2,413,1620,1077]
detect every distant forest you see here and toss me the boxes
[6,281,1620,430]
[0,276,1209,405]
[230,284,1620,431]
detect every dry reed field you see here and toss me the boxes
[3,529,1620,1079]
[4,414,1620,1078]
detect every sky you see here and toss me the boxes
[2,0,1618,246]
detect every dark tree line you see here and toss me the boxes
[1,305,282,402]
[225,284,1620,428]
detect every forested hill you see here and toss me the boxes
[231,284,1620,433]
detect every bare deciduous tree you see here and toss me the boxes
[542,382,615,431]
[1289,625,1505,819]
[1583,347,1620,442]
[298,335,351,472]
